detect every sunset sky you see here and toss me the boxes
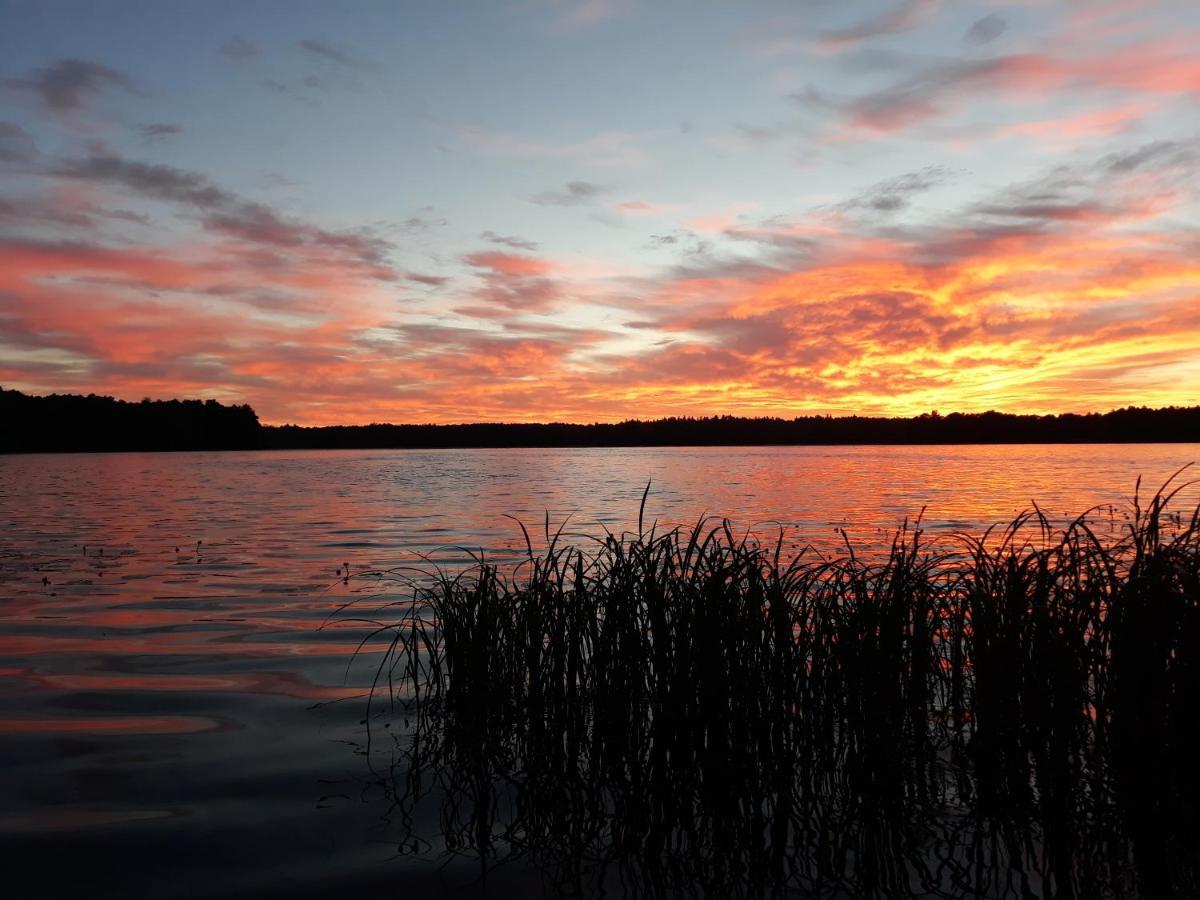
[1,0,1198,425]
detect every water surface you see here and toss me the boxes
[1,444,1197,897]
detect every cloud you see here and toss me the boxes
[964,13,1006,46]
[49,152,397,276]
[802,54,1062,133]
[570,136,1200,416]
[819,0,939,50]
[617,200,672,215]
[465,252,553,278]
[0,208,408,420]
[390,323,588,378]
[202,203,394,270]
[4,87,1197,426]
[221,37,259,61]
[400,211,449,232]
[299,39,356,66]
[960,141,1193,231]
[6,59,138,112]
[138,123,183,142]
[531,180,608,206]
[262,77,321,107]
[1102,139,1194,173]
[0,193,149,230]
[645,230,714,258]
[0,122,37,163]
[994,103,1151,140]
[804,36,1200,135]
[54,155,236,208]
[841,166,951,214]
[482,230,540,250]
[464,251,560,312]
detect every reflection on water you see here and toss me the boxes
[1,445,1197,898]
[353,490,1200,900]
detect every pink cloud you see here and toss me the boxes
[817,0,940,51]
[819,35,1200,137]
[464,251,554,277]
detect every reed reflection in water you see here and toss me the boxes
[357,482,1200,899]
[3,446,1199,898]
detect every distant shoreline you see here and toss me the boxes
[6,439,1200,458]
[2,387,1198,453]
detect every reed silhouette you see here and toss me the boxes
[353,477,1200,898]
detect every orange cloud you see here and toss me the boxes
[464,252,554,277]
[2,131,1198,425]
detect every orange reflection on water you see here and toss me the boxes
[0,716,218,735]
[5,668,358,701]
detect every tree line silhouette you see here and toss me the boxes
[0,388,261,453]
[2,387,1198,453]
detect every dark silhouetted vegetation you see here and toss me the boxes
[0,387,261,452]
[3,386,1198,452]
[267,406,1200,449]
[356,480,1200,898]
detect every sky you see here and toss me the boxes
[1,0,1198,425]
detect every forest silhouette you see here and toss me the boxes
[2,387,1198,453]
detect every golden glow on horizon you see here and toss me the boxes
[3,215,1198,425]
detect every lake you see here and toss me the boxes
[2,444,1198,898]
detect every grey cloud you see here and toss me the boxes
[481,230,539,251]
[0,122,37,163]
[203,203,394,269]
[842,165,950,213]
[722,219,820,256]
[139,122,183,142]
[646,230,713,258]
[964,138,1195,228]
[221,37,259,61]
[262,78,320,107]
[6,59,138,112]
[0,193,150,229]
[688,309,800,358]
[299,39,355,66]
[964,14,1006,46]
[794,55,1047,132]
[973,201,1105,222]
[1103,140,1194,174]
[820,0,937,48]
[0,300,101,357]
[0,194,91,228]
[201,203,309,245]
[54,156,236,208]
[402,213,448,232]
[52,151,396,273]
[531,181,607,206]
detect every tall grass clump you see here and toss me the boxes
[358,479,1200,899]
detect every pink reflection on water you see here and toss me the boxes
[0,715,218,735]
[0,444,1196,871]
